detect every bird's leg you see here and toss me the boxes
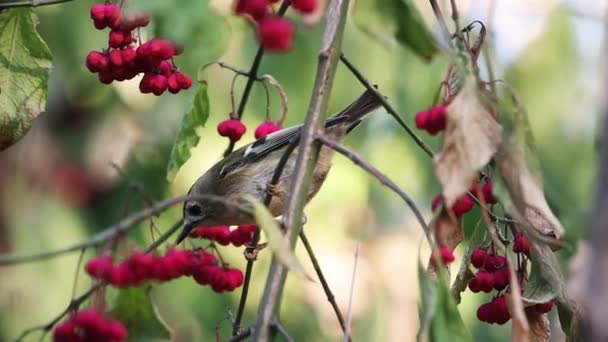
[244,242,268,261]
[266,181,283,197]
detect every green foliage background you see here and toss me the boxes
[0,1,595,341]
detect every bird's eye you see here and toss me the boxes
[187,205,202,216]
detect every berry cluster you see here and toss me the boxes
[85,248,244,292]
[234,0,318,52]
[431,180,498,217]
[415,104,447,135]
[189,224,257,247]
[53,309,127,342]
[87,1,192,95]
[469,232,553,325]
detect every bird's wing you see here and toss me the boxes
[218,116,347,178]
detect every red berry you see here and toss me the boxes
[109,30,133,49]
[85,255,113,279]
[121,47,137,65]
[167,73,180,94]
[452,194,473,217]
[105,319,128,340]
[427,105,447,135]
[139,73,154,93]
[439,245,455,264]
[86,51,109,73]
[149,74,168,96]
[477,302,490,322]
[109,49,124,67]
[90,4,106,24]
[485,254,507,271]
[513,232,530,256]
[98,70,114,84]
[217,119,247,142]
[470,248,487,269]
[535,301,554,314]
[146,39,176,59]
[158,60,172,77]
[73,309,105,331]
[225,268,244,290]
[431,194,442,211]
[414,110,430,129]
[212,226,232,245]
[476,271,494,293]
[493,267,510,291]
[128,251,154,279]
[468,278,481,293]
[491,295,511,325]
[293,0,317,14]
[481,180,498,204]
[235,0,270,21]
[254,121,281,139]
[109,264,134,287]
[118,12,151,31]
[237,224,257,233]
[105,4,122,29]
[53,321,77,341]
[258,17,294,52]
[175,72,192,89]
[230,228,254,246]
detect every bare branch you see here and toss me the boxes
[253,0,351,340]
[318,134,431,243]
[0,194,241,265]
[344,243,360,342]
[300,231,349,339]
[0,0,73,9]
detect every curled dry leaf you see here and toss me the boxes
[526,309,551,342]
[494,88,564,240]
[434,76,502,207]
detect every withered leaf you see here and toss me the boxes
[434,76,502,206]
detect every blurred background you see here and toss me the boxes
[0,0,602,340]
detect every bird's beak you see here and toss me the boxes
[175,220,196,244]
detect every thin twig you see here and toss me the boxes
[428,0,453,48]
[253,0,351,340]
[0,0,72,9]
[344,243,360,342]
[223,1,292,157]
[300,231,349,339]
[318,134,431,243]
[0,194,243,265]
[339,54,435,157]
[271,320,294,342]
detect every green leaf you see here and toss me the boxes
[128,0,229,72]
[246,196,311,280]
[0,8,52,150]
[166,81,210,182]
[353,0,438,61]
[417,263,470,342]
[109,287,172,341]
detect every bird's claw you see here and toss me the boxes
[244,242,268,261]
[266,182,282,197]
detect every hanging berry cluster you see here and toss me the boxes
[86,1,192,95]
[432,180,498,217]
[468,233,554,325]
[53,309,127,342]
[415,104,447,135]
[85,248,243,292]
[189,224,256,247]
[234,0,318,52]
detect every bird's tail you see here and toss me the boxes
[333,86,384,130]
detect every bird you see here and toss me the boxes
[176,88,383,243]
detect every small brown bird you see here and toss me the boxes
[177,89,382,243]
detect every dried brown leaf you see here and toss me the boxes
[434,76,502,206]
[526,310,551,342]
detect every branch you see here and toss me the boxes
[339,54,435,157]
[300,231,349,339]
[253,0,351,340]
[0,0,72,9]
[223,0,292,157]
[0,194,243,266]
[427,0,453,48]
[343,243,360,342]
[318,134,431,243]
